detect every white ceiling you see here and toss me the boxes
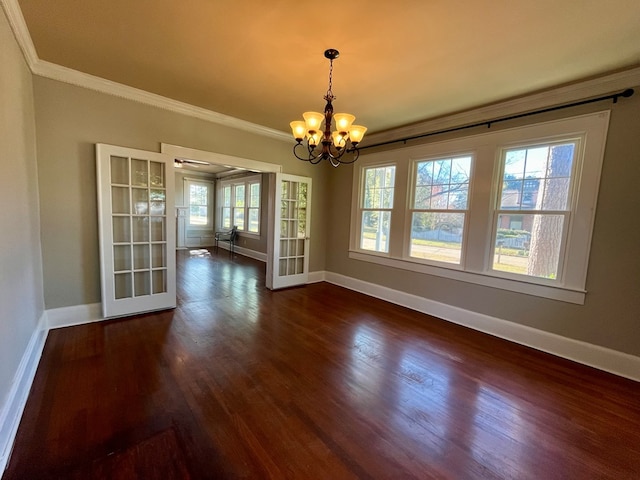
[13,0,640,139]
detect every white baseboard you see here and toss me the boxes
[307,271,325,284]
[0,312,48,473]
[46,303,104,330]
[324,272,640,382]
[215,243,267,262]
[235,246,267,263]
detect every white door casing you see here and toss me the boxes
[96,144,176,318]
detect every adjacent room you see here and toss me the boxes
[1,1,639,478]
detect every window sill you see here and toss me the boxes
[348,250,586,304]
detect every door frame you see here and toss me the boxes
[161,144,282,175]
[160,143,283,279]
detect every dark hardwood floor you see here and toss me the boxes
[4,248,640,479]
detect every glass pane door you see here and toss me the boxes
[268,173,312,290]
[97,144,176,318]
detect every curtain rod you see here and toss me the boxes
[358,88,635,151]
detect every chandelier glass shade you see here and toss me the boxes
[290,49,367,167]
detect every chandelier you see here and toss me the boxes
[290,49,367,167]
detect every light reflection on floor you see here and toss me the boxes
[349,324,387,408]
[393,346,452,456]
[189,249,211,257]
[470,385,526,473]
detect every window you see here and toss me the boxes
[233,184,245,230]
[359,165,396,253]
[219,175,262,234]
[410,156,472,264]
[493,142,576,279]
[248,182,261,233]
[350,111,610,304]
[221,185,232,229]
[185,178,214,228]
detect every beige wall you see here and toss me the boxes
[0,8,44,413]
[11,11,638,364]
[33,77,328,309]
[325,95,640,357]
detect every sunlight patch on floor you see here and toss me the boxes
[189,249,211,257]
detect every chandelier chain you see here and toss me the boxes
[326,59,334,99]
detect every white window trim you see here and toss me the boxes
[184,177,214,231]
[218,174,262,237]
[405,153,474,268]
[355,163,398,254]
[349,111,611,304]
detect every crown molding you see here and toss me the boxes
[4,0,639,147]
[31,60,291,142]
[1,0,38,69]
[1,0,291,143]
[364,66,640,147]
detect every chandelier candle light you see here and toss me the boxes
[290,49,367,167]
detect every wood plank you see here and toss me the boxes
[3,248,640,479]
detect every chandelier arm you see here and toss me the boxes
[334,148,360,165]
[326,145,347,161]
[293,143,324,163]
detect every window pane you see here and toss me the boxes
[190,184,208,206]
[234,185,245,207]
[248,208,259,233]
[541,177,571,210]
[364,166,395,209]
[432,159,451,185]
[430,187,448,209]
[250,183,260,208]
[414,186,431,209]
[410,212,465,264]
[416,161,433,186]
[504,149,526,179]
[223,186,231,207]
[447,184,469,210]
[492,213,565,279]
[233,208,245,230]
[361,211,391,253]
[222,207,231,229]
[190,206,208,225]
[451,157,472,182]
[415,157,471,211]
[501,143,575,210]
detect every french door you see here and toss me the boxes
[267,173,312,290]
[96,144,176,318]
